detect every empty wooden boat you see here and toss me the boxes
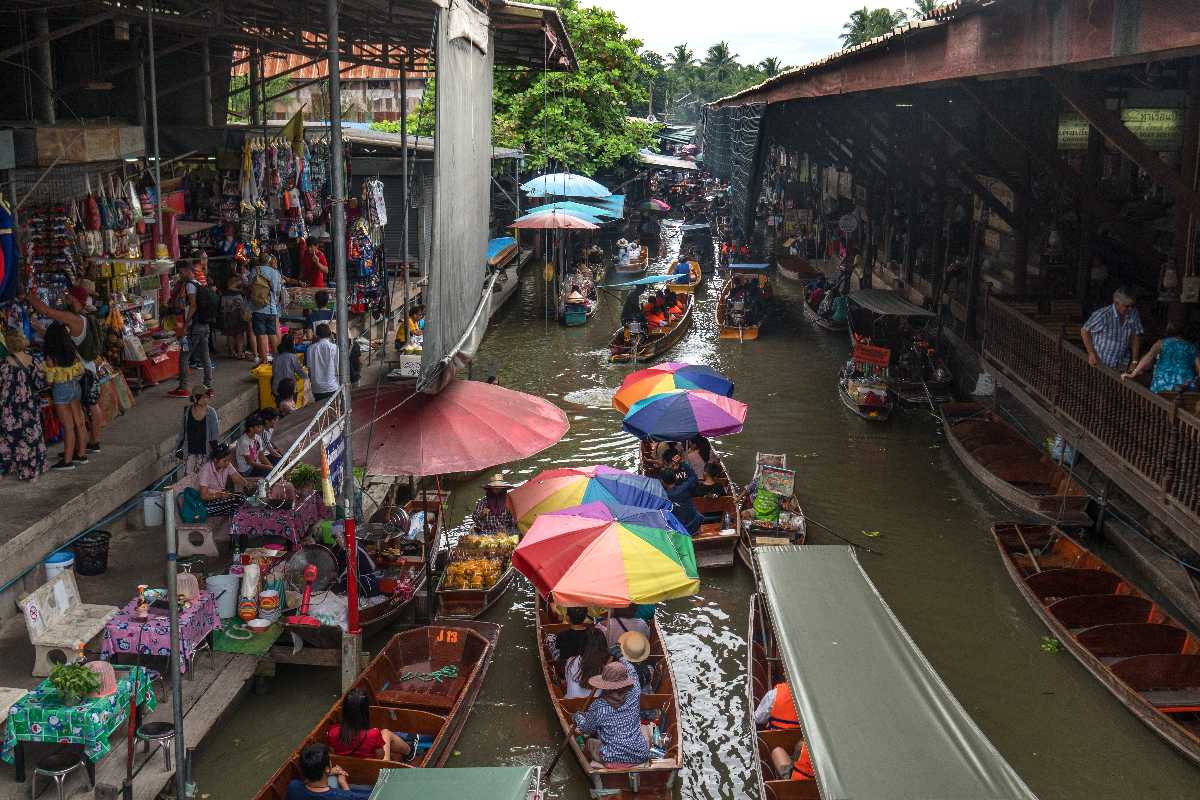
[993,523,1200,765]
[535,598,681,798]
[943,402,1090,526]
[638,439,739,568]
[775,255,823,283]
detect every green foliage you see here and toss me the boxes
[1039,636,1063,654]
[910,0,945,17]
[49,663,100,702]
[287,463,321,491]
[840,6,909,47]
[227,73,294,119]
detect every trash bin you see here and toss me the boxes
[73,530,112,576]
[251,362,307,410]
[143,491,164,527]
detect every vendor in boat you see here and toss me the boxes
[326,688,414,762]
[572,662,653,768]
[287,743,371,800]
[472,474,517,533]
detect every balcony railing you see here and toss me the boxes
[982,295,1200,535]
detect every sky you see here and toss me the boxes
[582,0,890,68]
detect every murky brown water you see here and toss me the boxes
[197,222,1200,799]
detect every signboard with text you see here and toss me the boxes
[1058,108,1183,152]
[323,422,345,493]
[853,343,892,367]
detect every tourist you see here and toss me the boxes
[598,605,651,649]
[572,662,652,768]
[249,255,284,364]
[42,322,88,470]
[1080,286,1143,370]
[753,680,800,729]
[166,261,200,398]
[549,607,593,663]
[259,407,283,463]
[308,324,340,402]
[219,274,248,358]
[770,740,815,782]
[235,415,272,477]
[175,387,218,476]
[272,334,306,403]
[1121,321,1199,393]
[306,290,335,338]
[180,263,218,396]
[286,743,370,800]
[664,449,693,486]
[326,689,413,762]
[472,474,517,533]
[684,437,717,477]
[0,328,47,480]
[617,630,653,693]
[195,443,253,517]
[563,627,610,699]
[694,462,728,497]
[659,467,702,534]
[300,235,330,288]
[276,378,299,416]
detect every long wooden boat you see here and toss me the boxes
[837,362,892,422]
[943,402,1091,526]
[748,593,823,800]
[435,532,518,620]
[667,260,703,293]
[638,439,739,568]
[613,247,649,278]
[609,293,694,364]
[563,292,601,326]
[716,275,764,341]
[801,295,847,333]
[735,486,806,573]
[254,621,501,800]
[775,254,822,283]
[535,598,681,798]
[993,523,1200,766]
[282,494,444,650]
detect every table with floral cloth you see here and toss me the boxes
[229,492,329,544]
[100,591,218,674]
[2,665,157,782]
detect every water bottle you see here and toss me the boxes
[722,512,732,530]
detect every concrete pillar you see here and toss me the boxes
[33,12,56,124]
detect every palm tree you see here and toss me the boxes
[703,41,739,84]
[840,6,907,47]
[668,44,696,73]
[910,0,943,17]
[758,57,785,78]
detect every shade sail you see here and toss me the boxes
[848,288,936,317]
[507,465,672,532]
[613,363,734,413]
[604,274,687,288]
[527,200,623,220]
[510,210,599,230]
[370,767,536,800]
[521,172,611,198]
[754,546,1039,800]
[622,389,748,441]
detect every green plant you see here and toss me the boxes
[288,463,321,491]
[1039,636,1063,654]
[49,663,100,702]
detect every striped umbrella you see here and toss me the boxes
[622,389,748,441]
[613,363,734,413]
[506,465,671,532]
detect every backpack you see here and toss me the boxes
[250,269,274,309]
[180,487,209,523]
[195,284,220,325]
[76,314,105,362]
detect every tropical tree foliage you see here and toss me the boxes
[757,57,786,78]
[840,6,908,47]
[910,0,945,17]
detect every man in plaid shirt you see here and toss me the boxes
[1081,287,1143,370]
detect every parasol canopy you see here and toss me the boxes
[622,389,748,441]
[603,274,687,288]
[521,172,612,199]
[507,465,671,532]
[613,363,735,413]
[513,508,699,606]
[638,198,671,212]
[526,200,623,220]
[510,210,599,230]
[547,500,691,538]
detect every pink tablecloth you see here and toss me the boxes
[229,492,329,544]
[100,591,218,674]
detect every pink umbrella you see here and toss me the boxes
[509,210,599,230]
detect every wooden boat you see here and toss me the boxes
[838,361,893,422]
[435,531,518,620]
[748,593,823,800]
[282,494,444,650]
[609,293,694,364]
[486,237,525,320]
[993,523,1200,766]
[942,402,1091,526]
[253,621,501,800]
[717,272,767,340]
[562,292,601,326]
[775,254,822,283]
[667,260,703,293]
[638,439,740,568]
[735,485,806,573]
[613,246,649,278]
[535,598,681,798]
[801,294,847,332]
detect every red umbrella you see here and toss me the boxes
[348,380,569,476]
[509,210,599,230]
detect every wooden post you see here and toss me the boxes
[1174,58,1200,286]
[341,632,361,691]
[1012,87,1032,296]
[903,113,918,285]
[1076,125,1103,313]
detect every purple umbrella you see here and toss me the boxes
[622,389,748,441]
[546,501,692,538]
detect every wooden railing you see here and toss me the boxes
[983,295,1200,525]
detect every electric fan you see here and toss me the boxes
[284,544,338,627]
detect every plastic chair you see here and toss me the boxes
[31,750,91,800]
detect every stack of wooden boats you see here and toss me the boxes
[609,293,694,364]
[534,598,682,798]
[993,523,1200,765]
[253,622,501,799]
[638,439,740,568]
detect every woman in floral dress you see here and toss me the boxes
[0,328,48,480]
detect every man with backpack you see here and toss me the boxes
[248,256,282,365]
[168,261,216,397]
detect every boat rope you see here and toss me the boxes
[401,664,459,683]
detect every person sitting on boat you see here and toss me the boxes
[599,605,652,650]
[683,437,718,477]
[572,662,653,769]
[694,462,729,497]
[659,466,703,534]
[671,257,691,280]
[754,681,800,730]
[549,606,593,663]
[617,630,654,694]
[326,688,414,763]
[771,740,816,782]
[642,301,666,329]
[665,290,686,317]
[807,282,826,311]
[472,474,517,533]
[564,627,610,699]
[621,289,644,325]
[286,742,372,800]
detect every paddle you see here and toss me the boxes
[803,515,882,555]
[544,688,598,778]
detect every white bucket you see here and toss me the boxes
[44,551,75,581]
[143,491,165,528]
[206,574,241,619]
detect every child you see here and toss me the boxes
[235,415,271,477]
[276,378,299,416]
[258,407,283,463]
[219,275,248,358]
[304,290,334,342]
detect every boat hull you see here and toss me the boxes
[609,294,694,363]
[801,296,847,332]
[734,488,806,574]
[838,380,892,422]
[775,255,822,283]
[638,440,739,569]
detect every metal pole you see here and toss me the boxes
[147,3,163,254]
[163,487,186,800]
[33,12,56,124]
[401,62,410,325]
[201,38,213,128]
[327,0,360,640]
[249,45,261,126]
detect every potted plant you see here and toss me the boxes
[49,662,101,707]
[288,464,320,494]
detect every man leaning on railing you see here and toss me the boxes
[1080,287,1143,370]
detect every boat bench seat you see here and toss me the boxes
[1141,689,1200,712]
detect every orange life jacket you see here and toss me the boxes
[642,303,664,326]
[790,741,815,781]
[768,682,800,730]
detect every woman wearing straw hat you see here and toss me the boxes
[572,661,652,768]
[472,474,517,534]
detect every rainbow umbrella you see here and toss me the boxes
[622,389,748,441]
[613,363,734,413]
[547,500,691,538]
[507,465,671,532]
[513,509,699,607]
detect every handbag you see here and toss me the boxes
[80,369,101,406]
[180,487,209,523]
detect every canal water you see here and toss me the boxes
[197,222,1199,799]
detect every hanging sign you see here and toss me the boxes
[853,342,891,367]
[323,422,346,494]
[1058,108,1183,152]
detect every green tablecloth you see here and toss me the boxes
[1,665,157,763]
[212,618,283,656]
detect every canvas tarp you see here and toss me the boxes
[754,546,1039,800]
[848,288,936,317]
[370,767,536,800]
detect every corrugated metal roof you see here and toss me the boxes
[231,47,429,80]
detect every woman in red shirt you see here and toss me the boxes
[326,689,413,761]
[300,236,329,288]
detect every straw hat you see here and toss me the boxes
[566,291,586,303]
[616,238,629,248]
[618,631,650,663]
[588,661,635,691]
[484,473,513,490]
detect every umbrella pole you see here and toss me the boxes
[424,477,434,622]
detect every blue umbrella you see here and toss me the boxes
[546,501,692,538]
[605,274,687,288]
[622,390,749,441]
[521,172,612,199]
[527,200,623,220]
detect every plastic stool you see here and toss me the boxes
[177,523,218,558]
[31,750,91,800]
[136,721,176,770]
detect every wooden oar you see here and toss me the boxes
[544,688,598,778]
[1013,525,1043,574]
[803,515,881,555]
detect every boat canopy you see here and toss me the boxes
[487,236,518,267]
[605,274,688,288]
[848,288,935,317]
[727,263,770,271]
[526,200,623,220]
[370,767,536,800]
[754,546,1039,800]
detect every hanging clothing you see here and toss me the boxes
[0,354,48,480]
